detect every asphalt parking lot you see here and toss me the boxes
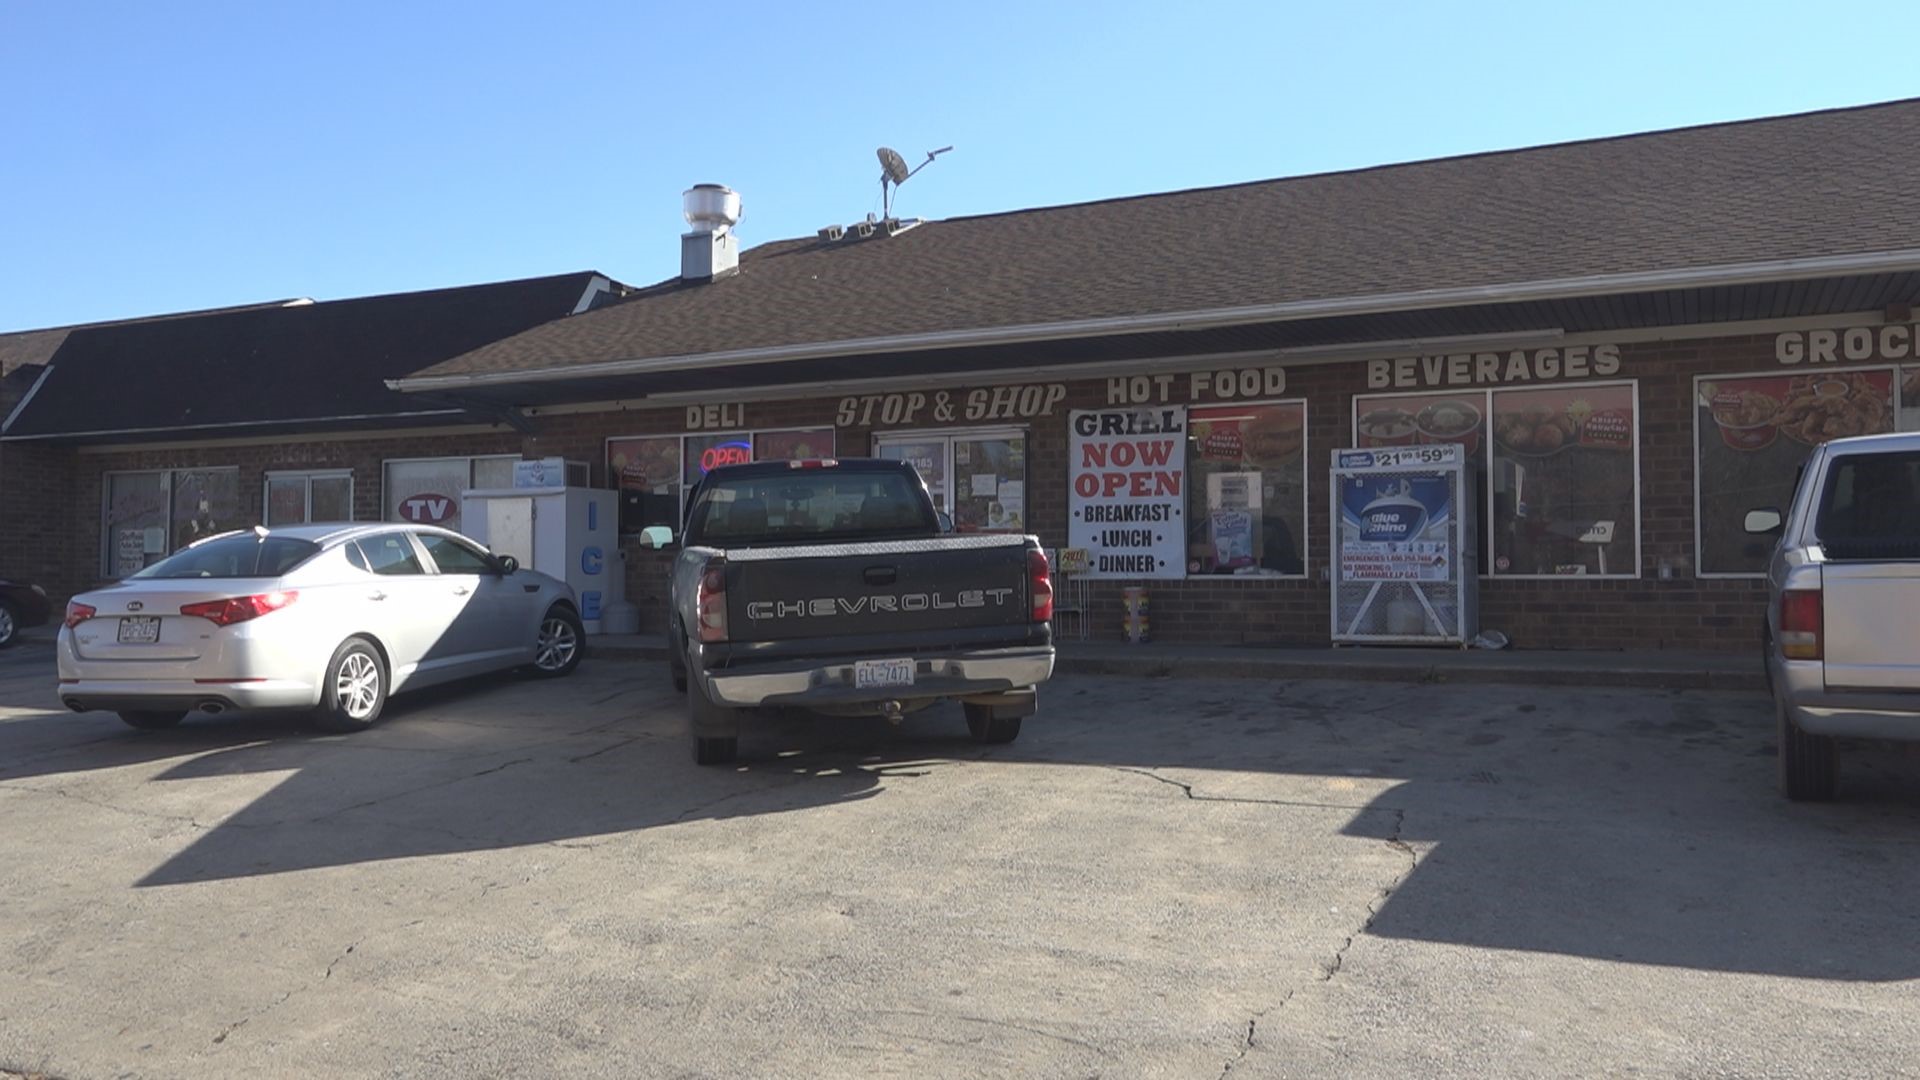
[1,639,1917,1079]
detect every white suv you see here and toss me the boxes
[1749,431,1920,800]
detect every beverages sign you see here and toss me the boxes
[1068,408,1187,579]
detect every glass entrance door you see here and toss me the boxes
[875,429,1027,533]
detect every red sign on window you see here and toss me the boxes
[700,442,752,473]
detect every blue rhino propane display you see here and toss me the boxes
[1330,445,1478,644]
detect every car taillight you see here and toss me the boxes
[1028,548,1053,623]
[179,591,298,628]
[696,561,727,643]
[64,602,96,629]
[1779,589,1822,661]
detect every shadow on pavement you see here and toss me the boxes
[4,652,1918,981]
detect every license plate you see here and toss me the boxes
[117,616,162,644]
[853,658,915,689]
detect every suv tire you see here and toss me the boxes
[1778,697,1837,802]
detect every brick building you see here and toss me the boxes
[10,100,1920,652]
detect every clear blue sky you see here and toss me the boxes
[5,1,1917,331]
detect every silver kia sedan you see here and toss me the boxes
[57,524,583,732]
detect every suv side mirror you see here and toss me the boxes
[639,525,675,549]
[1743,508,1784,536]
[496,555,519,575]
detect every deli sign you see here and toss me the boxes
[398,493,457,524]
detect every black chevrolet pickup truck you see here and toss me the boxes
[641,458,1055,764]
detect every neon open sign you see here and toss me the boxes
[700,441,752,473]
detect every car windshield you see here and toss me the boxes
[687,470,936,545]
[128,533,320,579]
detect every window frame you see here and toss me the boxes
[1692,364,1906,580]
[263,468,355,527]
[99,466,242,579]
[1353,380,1642,581]
[1183,397,1311,581]
[415,531,498,575]
[870,425,1027,527]
[605,426,841,533]
[379,454,520,524]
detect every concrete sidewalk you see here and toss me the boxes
[583,634,1764,692]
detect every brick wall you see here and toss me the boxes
[5,323,1886,651]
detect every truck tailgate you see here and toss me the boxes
[725,535,1031,642]
[1822,561,1920,690]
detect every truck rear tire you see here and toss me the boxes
[687,670,738,765]
[964,703,1022,745]
[1778,697,1837,802]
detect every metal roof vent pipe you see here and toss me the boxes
[681,184,741,283]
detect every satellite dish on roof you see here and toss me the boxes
[877,145,953,219]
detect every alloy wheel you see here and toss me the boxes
[534,616,579,672]
[0,607,14,645]
[336,652,381,719]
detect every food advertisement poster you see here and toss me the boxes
[1491,383,1637,576]
[1187,403,1306,576]
[1355,393,1485,462]
[1070,408,1187,579]
[1338,473,1453,581]
[1697,369,1893,574]
[607,437,681,491]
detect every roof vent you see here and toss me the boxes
[681,184,741,283]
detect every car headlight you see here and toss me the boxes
[30,584,47,597]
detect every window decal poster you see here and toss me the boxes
[1069,407,1186,579]
[1338,472,1453,581]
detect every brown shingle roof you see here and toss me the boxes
[411,98,1920,384]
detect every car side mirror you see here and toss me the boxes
[639,525,675,549]
[496,555,519,575]
[1743,508,1784,536]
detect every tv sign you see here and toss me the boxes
[399,493,457,524]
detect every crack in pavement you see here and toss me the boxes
[1318,809,1417,983]
[1106,766,1402,815]
[308,756,536,823]
[1217,1011,1268,1078]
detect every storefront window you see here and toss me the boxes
[170,470,240,550]
[101,468,243,578]
[1354,391,1490,573]
[265,471,353,526]
[873,438,948,506]
[1490,382,1637,577]
[874,430,1026,532]
[103,472,171,577]
[1186,401,1307,576]
[607,436,683,534]
[683,433,753,486]
[1696,368,1894,575]
[383,456,518,532]
[752,428,835,463]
